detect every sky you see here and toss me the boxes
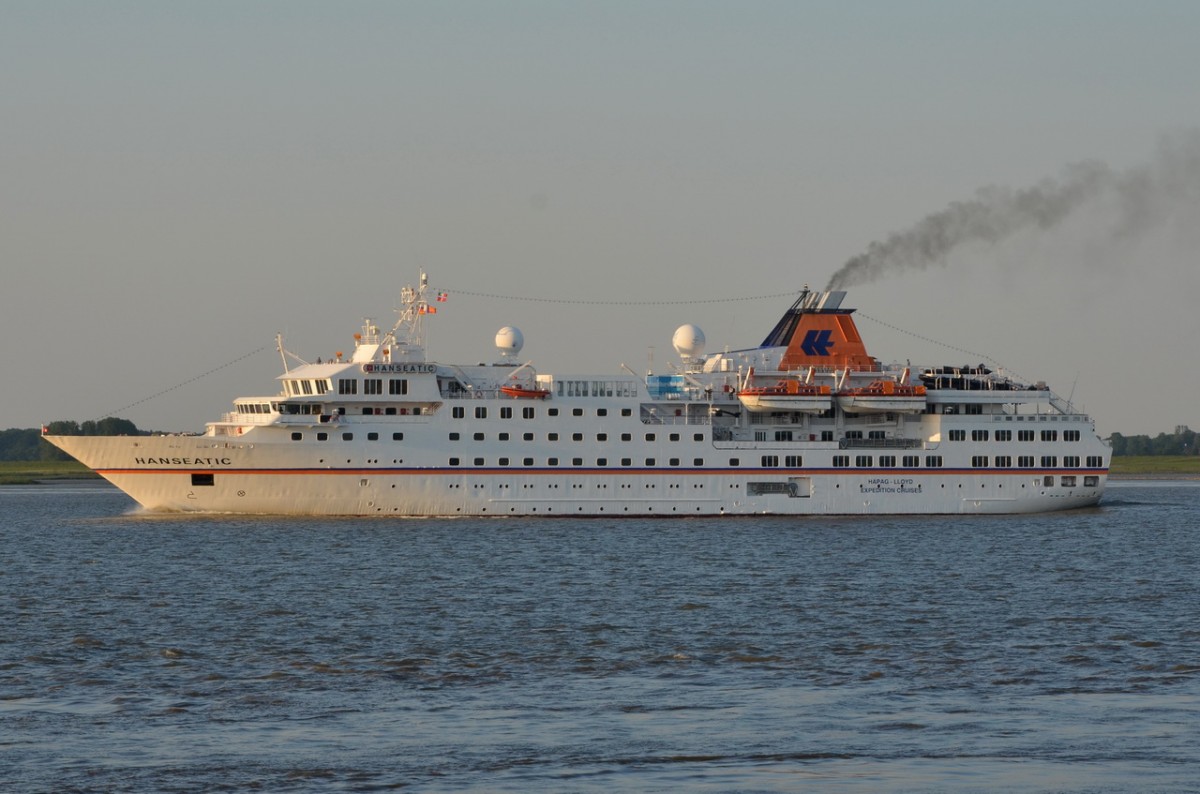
[3,0,1198,436]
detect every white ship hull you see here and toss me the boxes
[47,410,1107,516]
[44,282,1110,516]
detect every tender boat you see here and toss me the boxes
[738,372,832,414]
[836,379,927,414]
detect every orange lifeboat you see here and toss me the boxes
[738,377,832,414]
[836,379,927,414]
[500,384,551,399]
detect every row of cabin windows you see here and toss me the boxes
[290,431,405,441]
[824,454,1098,469]
[336,378,410,396]
[449,431,706,442]
[557,380,638,398]
[448,457,714,467]
[451,406,632,420]
[948,429,1083,442]
[832,455,944,468]
[282,406,424,416]
[285,379,332,396]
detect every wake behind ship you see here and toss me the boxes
[45,276,1110,515]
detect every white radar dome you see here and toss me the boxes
[495,326,524,358]
[672,324,706,359]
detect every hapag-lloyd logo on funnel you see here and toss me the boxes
[799,329,834,356]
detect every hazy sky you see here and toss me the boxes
[4,1,1198,436]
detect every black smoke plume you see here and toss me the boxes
[825,131,1200,290]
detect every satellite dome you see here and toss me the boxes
[495,326,524,358]
[672,324,706,359]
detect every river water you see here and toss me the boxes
[3,481,1199,792]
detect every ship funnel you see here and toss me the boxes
[799,290,845,311]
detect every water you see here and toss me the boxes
[3,481,1199,792]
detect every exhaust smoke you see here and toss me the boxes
[825,131,1200,290]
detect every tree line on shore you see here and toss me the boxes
[1,419,143,461]
[1,419,1195,462]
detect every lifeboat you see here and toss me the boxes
[500,384,551,399]
[836,380,927,414]
[738,378,832,414]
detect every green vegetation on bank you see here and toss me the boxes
[1108,456,1200,478]
[1109,427,1197,456]
[0,419,143,463]
[0,460,98,484]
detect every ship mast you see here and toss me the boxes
[387,272,436,362]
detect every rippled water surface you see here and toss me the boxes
[3,481,1199,791]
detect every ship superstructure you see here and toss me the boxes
[46,277,1109,515]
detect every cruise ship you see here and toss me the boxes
[45,275,1109,515]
